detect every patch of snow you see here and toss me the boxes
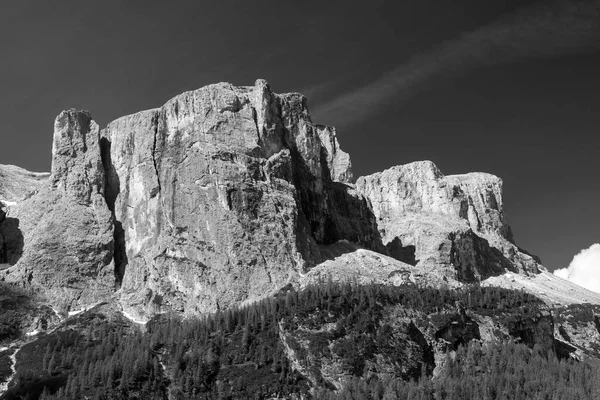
[0,199,17,207]
[25,329,40,337]
[122,310,148,325]
[67,301,102,317]
[67,309,84,317]
[51,307,64,321]
[0,347,8,352]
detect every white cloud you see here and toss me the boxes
[554,243,600,293]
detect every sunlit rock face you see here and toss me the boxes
[100,80,377,319]
[355,161,542,281]
[0,110,115,311]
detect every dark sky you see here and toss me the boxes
[1,0,599,272]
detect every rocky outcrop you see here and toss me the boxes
[483,271,600,306]
[301,242,460,290]
[506,311,555,351]
[100,80,378,319]
[0,110,114,312]
[553,304,600,359]
[355,161,542,282]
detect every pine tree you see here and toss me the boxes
[47,353,57,374]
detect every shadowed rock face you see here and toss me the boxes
[0,110,114,312]
[100,80,374,319]
[355,161,542,282]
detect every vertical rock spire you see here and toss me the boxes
[0,109,115,312]
[51,109,106,203]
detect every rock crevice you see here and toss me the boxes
[150,111,162,198]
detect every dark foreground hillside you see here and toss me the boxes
[1,283,599,400]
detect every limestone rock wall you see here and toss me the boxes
[0,110,114,311]
[100,80,375,319]
[355,161,542,281]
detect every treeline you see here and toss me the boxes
[0,282,579,400]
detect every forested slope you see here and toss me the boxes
[1,282,599,399]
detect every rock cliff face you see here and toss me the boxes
[100,80,377,319]
[0,110,114,311]
[355,161,542,282]
[0,80,552,318]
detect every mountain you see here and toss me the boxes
[0,80,599,399]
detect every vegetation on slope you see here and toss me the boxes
[0,283,598,399]
[315,340,600,400]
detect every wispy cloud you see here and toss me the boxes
[313,0,600,127]
[554,243,600,293]
[296,76,348,103]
